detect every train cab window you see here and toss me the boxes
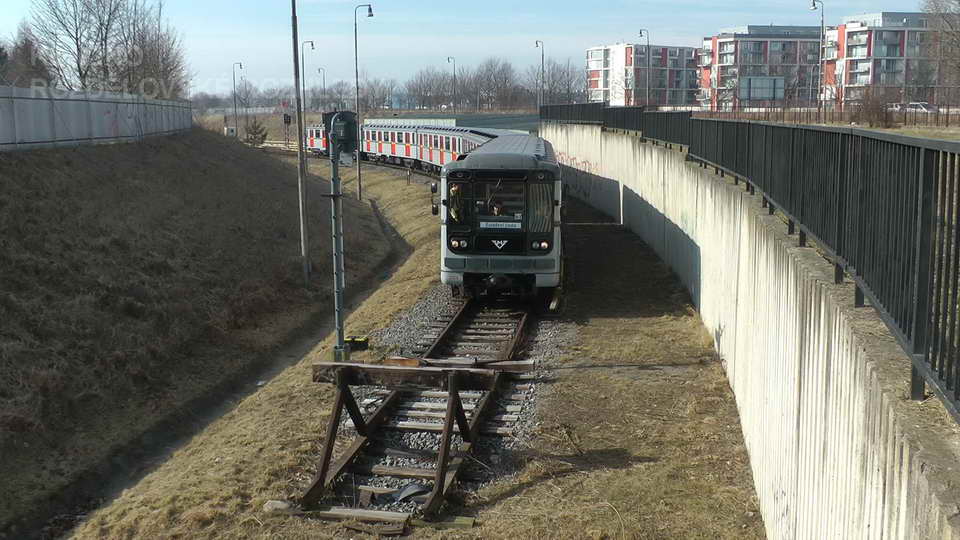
[476,181,524,225]
[447,182,470,224]
[528,183,554,233]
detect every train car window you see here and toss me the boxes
[476,181,524,226]
[447,182,470,224]
[445,137,450,151]
[528,183,554,233]
[434,135,439,147]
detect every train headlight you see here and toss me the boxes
[540,241,549,250]
[531,241,540,249]
[450,238,467,249]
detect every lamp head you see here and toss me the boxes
[238,62,243,69]
[367,5,373,17]
[310,41,315,50]
[809,0,818,10]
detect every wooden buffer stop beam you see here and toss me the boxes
[301,363,503,516]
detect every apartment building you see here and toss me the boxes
[823,12,943,108]
[586,43,699,106]
[698,25,821,110]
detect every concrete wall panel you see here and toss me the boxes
[0,85,191,151]
[543,121,960,540]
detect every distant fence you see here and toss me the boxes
[542,103,960,423]
[696,108,960,128]
[0,85,192,151]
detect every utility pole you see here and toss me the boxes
[447,56,456,113]
[535,40,544,109]
[318,67,326,110]
[290,0,310,284]
[639,29,650,106]
[354,3,373,201]
[810,0,825,119]
[232,62,242,136]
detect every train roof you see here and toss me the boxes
[443,134,559,174]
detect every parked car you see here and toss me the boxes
[887,102,940,113]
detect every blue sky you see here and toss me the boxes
[1,0,919,95]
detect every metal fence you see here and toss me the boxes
[696,108,960,129]
[0,85,192,151]
[539,102,605,124]
[541,103,960,422]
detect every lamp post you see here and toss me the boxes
[810,0,825,116]
[447,56,456,113]
[535,40,544,109]
[290,0,310,283]
[354,3,373,201]
[638,29,650,106]
[232,62,242,136]
[301,40,315,114]
[317,67,326,111]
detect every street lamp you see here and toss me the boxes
[534,40,544,109]
[232,61,243,137]
[638,29,650,106]
[289,0,310,284]
[301,40,315,113]
[810,0,825,114]
[354,3,373,201]
[447,56,456,113]
[317,67,326,111]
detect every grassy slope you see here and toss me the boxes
[0,130,391,532]
[72,165,440,539]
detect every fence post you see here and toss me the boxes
[908,147,937,401]
[10,88,18,150]
[48,86,57,147]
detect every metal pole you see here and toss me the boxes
[328,116,346,361]
[448,56,456,113]
[290,0,310,284]
[535,41,544,109]
[646,32,650,106]
[232,62,242,136]
[301,40,314,174]
[318,67,326,111]
[354,4,373,201]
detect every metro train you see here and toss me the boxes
[306,120,563,300]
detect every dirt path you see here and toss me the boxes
[463,198,764,538]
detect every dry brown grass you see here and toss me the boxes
[70,161,440,540]
[71,189,762,539]
[0,131,394,534]
[198,113,324,143]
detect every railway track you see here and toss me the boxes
[300,298,536,526]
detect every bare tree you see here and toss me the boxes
[30,0,98,89]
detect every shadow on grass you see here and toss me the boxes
[451,447,657,514]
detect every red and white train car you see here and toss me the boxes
[305,120,518,172]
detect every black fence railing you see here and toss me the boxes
[539,102,606,124]
[540,104,960,423]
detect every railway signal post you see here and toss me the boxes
[324,111,358,361]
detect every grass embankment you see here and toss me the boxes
[72,163,441,539]
[74,189,762,538]
[0,130,393,535]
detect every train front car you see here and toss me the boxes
[439,134,562,299]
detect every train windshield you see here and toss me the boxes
[477,181,524,229]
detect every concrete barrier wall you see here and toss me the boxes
[0,85,192,151]
[543,122,960,540]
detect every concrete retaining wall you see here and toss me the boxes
[0,85,192,151]
[544,122,960,540]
